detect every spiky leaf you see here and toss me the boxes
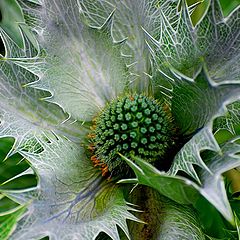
[7,135,139,240]
[122,138,240,222]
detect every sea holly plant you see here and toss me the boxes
[0,0,240,239]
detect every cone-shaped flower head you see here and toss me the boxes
[89,94,175,177]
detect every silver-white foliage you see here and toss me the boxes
[25,0,128,122]
[9,134,139,240]
[0,28,88,145]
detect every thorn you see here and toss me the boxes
[100,9,116,33]
[114,37,128,46]
[141,26,160,48]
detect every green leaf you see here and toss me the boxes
[0,196,19,216]
[122,138,240,223]
[187,0,209,26]
[145,0,201,82]
[0,205,26,240]
[0,0,25,49]
[0,137,36,190]
[195,196,239,239]
[8,134,139,240]
[220,0,240,16]
[119,154,199,205]
[0,0,39,57]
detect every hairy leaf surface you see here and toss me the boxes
[8,135,139,240]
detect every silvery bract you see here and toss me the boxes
[0,0,240,239]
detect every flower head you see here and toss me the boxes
[88,93,176,178]
[0,0,240,239]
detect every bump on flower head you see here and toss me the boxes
[88,94,177,178]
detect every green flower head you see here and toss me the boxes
[89,93,176,178]
[0,0,240,239]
